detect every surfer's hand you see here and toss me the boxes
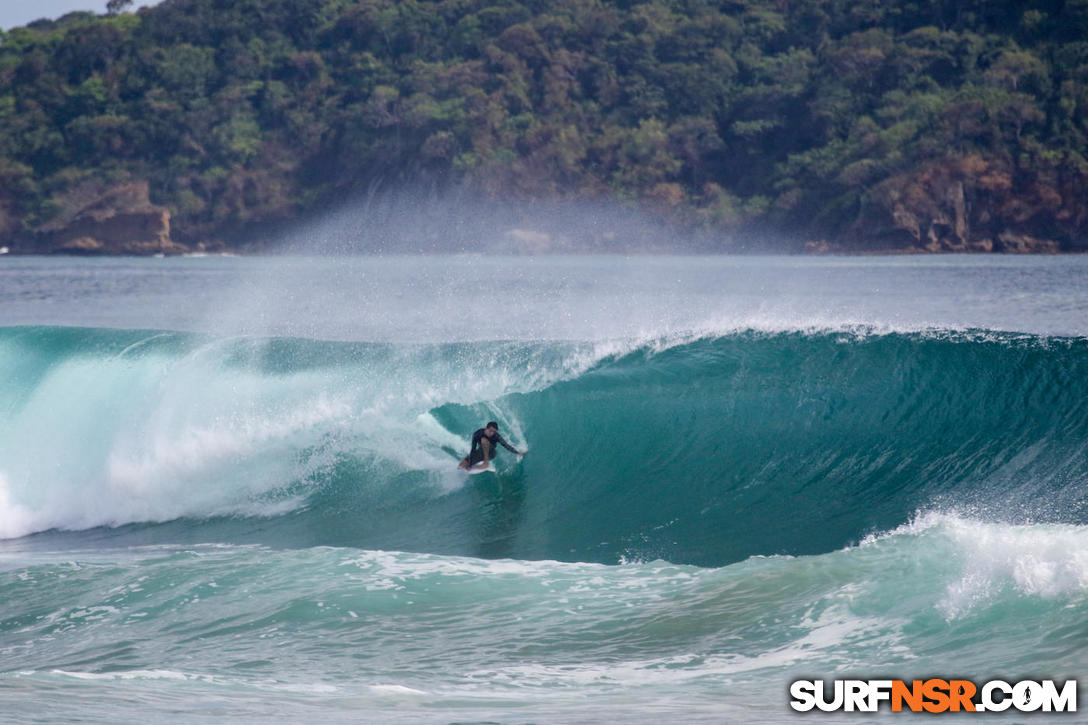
[520,449,528,456]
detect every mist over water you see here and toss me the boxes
[271,191,691,256]
[2,255,1087,340]
[1,254,1087,723]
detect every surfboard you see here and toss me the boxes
[465,463,496,475]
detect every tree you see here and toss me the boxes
[106,0,134,15]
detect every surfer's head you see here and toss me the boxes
[485,421,499,435]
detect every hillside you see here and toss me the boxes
[1,0,1086,253]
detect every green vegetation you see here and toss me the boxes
[1,0,1086,250]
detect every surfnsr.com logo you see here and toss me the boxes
[790,679,1077,713]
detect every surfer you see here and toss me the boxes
[459,421,526,470]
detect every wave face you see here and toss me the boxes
[2,326,1087,567]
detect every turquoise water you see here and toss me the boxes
[1,255,1086,722]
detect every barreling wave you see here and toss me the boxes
[1,325,1087,567]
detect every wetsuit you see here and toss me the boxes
[464,428,518,467]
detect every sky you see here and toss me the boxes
[1,0,161,30]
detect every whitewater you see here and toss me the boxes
[1,255,1086,723]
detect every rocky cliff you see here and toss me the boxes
[33,182,189,255]
[845,156,1084,254]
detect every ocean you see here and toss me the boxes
[0,254,1086,723]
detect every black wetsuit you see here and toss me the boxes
[464,428,518,466]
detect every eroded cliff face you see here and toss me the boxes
[848,156,1086,253]
[33,182,189,255]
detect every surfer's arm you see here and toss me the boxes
[496,435,526,456]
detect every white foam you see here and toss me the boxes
[0,345,370,536]
[50,668,197,682]
[367,684,427,696]
[0,472,39,539]
[864,512,1088,619]
[0,331,572,537]
[108,393,352,492]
